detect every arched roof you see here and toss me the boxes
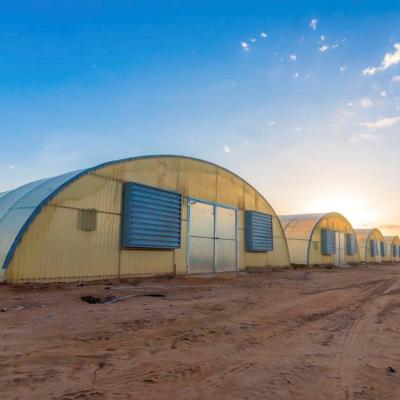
[384,235,400,245]
[354,228,384,242]
[279,212,351,240]
[279,212,356,265]
[279,213,326,231]
[0,155,283,274]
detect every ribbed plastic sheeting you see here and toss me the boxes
[346,234,357,256]
[0,191,10,200]
[245,211,273,252]
[321,229,336,255]
[122,183,182,249]
[0,170,83,276]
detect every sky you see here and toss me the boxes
[0,1,400,234]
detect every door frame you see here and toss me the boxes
[334,232,346,266]
[186,197,238,274]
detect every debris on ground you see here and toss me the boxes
[386,366,396,374]
[81,295,117,304]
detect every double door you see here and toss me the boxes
[334,232,346,265]
[188,199,238,273]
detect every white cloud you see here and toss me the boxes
[8,165,15,169]
[242,139,249,144]
[319,43,338,53]
[260,32,268,38]
[296,127,302,132]
[362,67,378,76]
[382,43,400,69]
[362,43,400,76]
[380,90,387,97]
[289,54,297,61]
[293,72,299,78]
[346,102,353,107]
[350,133,378,143]
[320,35,325,41]
[340,65,347,72]
[392,75,400,83]
[250,37,256,43]
[269,121,276,126]
[241,42,250,51]
[360,98,373,108]
[309,18,318,31]
[224,145,231,153]
[361,116,400,130]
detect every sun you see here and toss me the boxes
[305,193,379,228]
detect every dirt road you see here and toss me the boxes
[1,265,400,400]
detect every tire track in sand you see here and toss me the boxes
[332,279,395,400]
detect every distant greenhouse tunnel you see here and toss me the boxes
[0,155,291,283]
[279,212,361,266]
[383,236,400,263]
[355,229,386,264]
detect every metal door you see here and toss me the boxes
[187,200,215,273]
[376,242,382,262]
[334,232,346,265]
[215,206,237,272]
[188,199,238,273]
[334,232,340,266]
[339,233,345,265]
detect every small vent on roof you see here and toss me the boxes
[78,209,97,232]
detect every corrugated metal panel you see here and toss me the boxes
[216,169,245,209]
[346,234,357,256]
[177,158,217,201]
[7,206,120,282]
[120,249,174,277]
[94,157,180,192]
[50,173,122,214]
[245,211,273,252]
[122,183,182,249]
[321,229,336,255]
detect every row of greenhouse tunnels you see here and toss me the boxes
[0,155,399,283]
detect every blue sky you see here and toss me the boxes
[1,1,400,232]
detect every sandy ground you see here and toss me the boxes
[1,265,400,400]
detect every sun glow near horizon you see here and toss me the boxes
[304,193,381,230]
